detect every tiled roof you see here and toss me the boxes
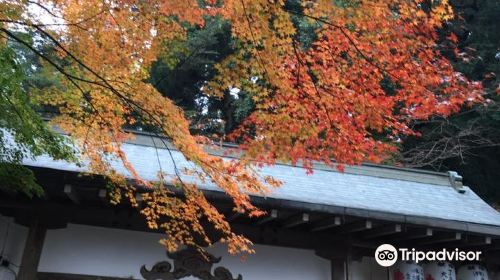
[22,133,500,235]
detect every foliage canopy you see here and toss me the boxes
[0,0,483,253]
[400,0,500,206]
[0,43,75,197]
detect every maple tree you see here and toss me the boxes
[0,43,75,197]
[0,0,483,254]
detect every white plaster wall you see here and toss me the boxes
[38,223,331,280]
[349,257,388,280]
[0,215,28,275]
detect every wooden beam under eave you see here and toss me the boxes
[362,224,402,239]
[64,184,80,204]
[227,211,243,222]
[394,228,433,241]
[310,216,342,232]
[256,209,278,225]
[135,193,143,208]
[453,236,492,248]
[418,232,462,246]
[484,243,500,251]
[283,213,310,229]
[334,220,372,234]
[469,235,492,245]
[98,189,108,204]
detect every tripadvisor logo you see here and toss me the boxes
[375,244,398,267]
[374,244,482,267]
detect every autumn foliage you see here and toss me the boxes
[0,0,482,253]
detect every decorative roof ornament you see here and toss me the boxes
[448,171,466,194]
[140,247,242,280]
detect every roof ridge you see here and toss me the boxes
[125,132,453,187]
[46,124,455,187]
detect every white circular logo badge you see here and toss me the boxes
[375,244,398,267]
